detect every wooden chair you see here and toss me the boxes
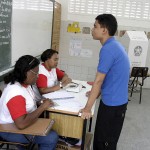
[0,88,54,149]
[129,67,149,104]
[0,117,54,150]
[0,90,2,97]
[0,137,31,150]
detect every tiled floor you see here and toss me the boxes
[90,88,150,150]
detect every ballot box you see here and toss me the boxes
[121,31,148,67]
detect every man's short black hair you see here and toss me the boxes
[96,14,117,36]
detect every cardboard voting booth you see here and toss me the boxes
[121,31,148,67]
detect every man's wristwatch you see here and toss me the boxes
[59,82,63,88]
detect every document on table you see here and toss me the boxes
[43,91,85,112]
[43,91,74,100]
[52,98,84,112]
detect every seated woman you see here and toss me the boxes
[0,55,58,150]
[36,49,72,94]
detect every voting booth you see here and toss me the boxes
[121,31,148,67]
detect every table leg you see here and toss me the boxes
[81,119,87,150]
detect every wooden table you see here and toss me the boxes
[44,80,95,150]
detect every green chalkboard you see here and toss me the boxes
[0,0,12,72]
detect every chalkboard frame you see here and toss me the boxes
[0,0,12,72]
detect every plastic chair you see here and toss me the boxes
[128,67,149,104]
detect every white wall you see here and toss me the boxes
[11,0,53,66]
[3,0,149,89]
[57,0,150,88]
[12,9,53,66]
[58,21,100,81]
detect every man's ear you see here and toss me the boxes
[102,27,108,35]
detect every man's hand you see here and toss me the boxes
[86,91,91,97]
[79,107,92,119]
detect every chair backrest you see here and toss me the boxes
[0,89,2,97]
[131,67,149,78]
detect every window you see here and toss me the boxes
[68,0,150,21]
[13,0,53,11]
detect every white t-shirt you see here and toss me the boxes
[0,82,37,124]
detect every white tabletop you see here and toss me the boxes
[44,80,96,116]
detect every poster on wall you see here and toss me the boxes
[67,22,81,33]
[69,38,82,56]
[82,27,91,34]
[69,37,93,57]
[119,30,126,37]
[147,32,150,39]
[80,48,93,57]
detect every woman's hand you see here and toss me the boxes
[40,99,54,109]
[61,78,72,87]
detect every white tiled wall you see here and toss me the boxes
[58,21,100,82]
[58,21,150,88]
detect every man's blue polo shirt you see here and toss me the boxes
[97,37,130,106]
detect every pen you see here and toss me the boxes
[51,97,74,100]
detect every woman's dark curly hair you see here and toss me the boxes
[41,49,58,62]
[4,55,40,84]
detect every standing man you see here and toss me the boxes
[80,14,130,150]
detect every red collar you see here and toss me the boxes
[21,83,29,88]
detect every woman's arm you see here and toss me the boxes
[61,74,72,87]
[14,99,53,129]
[38,85,61,94]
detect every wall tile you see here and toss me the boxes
[81,66,88,75]
[88,67,97,75]
[74,66,82,74]
[87,75,95,82]
[80,74,88,81]
[68,65,75,73]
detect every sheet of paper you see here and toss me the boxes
[52,98,84,112]
[43,91,74,100]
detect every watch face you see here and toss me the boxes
[60,82,63,88]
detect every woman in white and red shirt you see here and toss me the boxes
[0,55,58,150]
[36,49,72,94]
